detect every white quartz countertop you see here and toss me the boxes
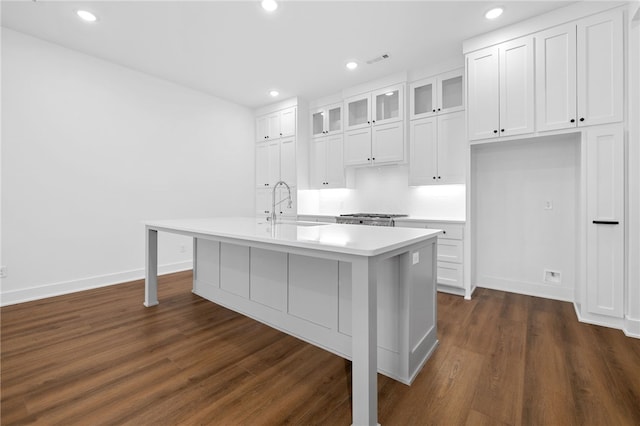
[144,217,441,257]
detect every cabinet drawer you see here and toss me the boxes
[437,262,463,288]
[437,240,463,264]
[395,221,464,240]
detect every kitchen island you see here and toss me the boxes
[144,217,440,425]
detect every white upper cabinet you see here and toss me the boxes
[536,10,623,131]
[344,84,405,166]
[499,37,535,137]
[409,69,464,120]
[409,111,465,185]
[311,103,343,138]
[535,23,577,132]
[256,107,296,141]
[310,134,345,188]
[577,10,623,127]
[255,137,296,188]
[344,83,404,132]
[467,36,534,141]
[467,46,500,140]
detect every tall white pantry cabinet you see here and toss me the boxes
[255,100,308,219]
[465,5,630,333]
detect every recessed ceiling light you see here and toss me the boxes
[269,90,279,97]
[261,0,278,12]
[346,61,358,70]
[485,7,503,20]
[76,10,97,22]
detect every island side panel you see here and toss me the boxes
[407,240,439,381]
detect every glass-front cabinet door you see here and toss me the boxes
[410,78,436,119]
[372,84,404,126]
[344,95,371,131]
[409,69,464,120]
[311,103,343,137]
[311,108,326,137]
[438,69,464,114]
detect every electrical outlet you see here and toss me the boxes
[412,252,420,265]
[544,269,561,284]
[0,266,7,278]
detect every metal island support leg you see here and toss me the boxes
[144,227,159,307]
[351,256,379,426]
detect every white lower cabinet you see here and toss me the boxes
[409,111,466,185]
[395,220,465,292]
[586,125,624,318]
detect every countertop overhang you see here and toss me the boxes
[144,217,442,257]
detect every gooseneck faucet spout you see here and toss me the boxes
[271,180,292,224]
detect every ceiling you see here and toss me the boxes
[1,0,577,109]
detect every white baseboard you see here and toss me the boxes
[624,316,640,339]
[0,261,193,307]
[476,275,574,301]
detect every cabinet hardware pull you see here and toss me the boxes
[438,176,441,179]
[437,108,441,111]
[501,129,505,132]
[367,121,370,124]
[443,230,446,234]
[580,118,585,122]
[570,119,575,123]
[493,130,498,134]
[433,176,436,180]
[592,220,619,225]
[372,120,376,123]
[432,109,436,112]
[367,158,370,161]
[372,157,375,160]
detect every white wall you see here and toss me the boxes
[0,29,255,305]
[298,165,465,219]
[471,134,581,301]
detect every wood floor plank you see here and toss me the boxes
[2,271,640,425]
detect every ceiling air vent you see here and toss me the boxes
[366,53,390,65]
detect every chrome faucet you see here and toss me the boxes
[270,180,292,224]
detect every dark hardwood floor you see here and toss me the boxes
[2,271,639,425]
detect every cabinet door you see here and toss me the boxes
[324,134,345,187]
[279,107,296,138]
[345,94,371,131]
[409,78,436,120]
[311,108,326,137]
[437,69,464,114]
[372,84,404,125]
[409,117,438,185]
[256,188,271,216]
[372,121,404,165]
[467,46,499,140]
[279,137,296,185]
[326,103,343,135]
[586,125,624,318]
[437,111,466,184]
[499,36,535,137]
[256,116,269,142]
[267,113,281,140]
[255,142,270,187]
[310,138,327,188]
[267,140,280,185]
[344,128,372,166]
[535,24,577,132]
[577,10,623,127]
